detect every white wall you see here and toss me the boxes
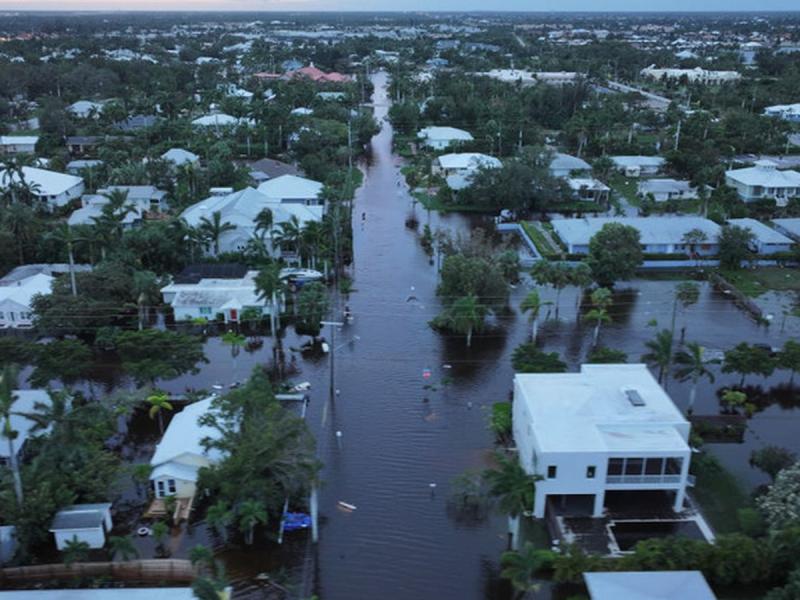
[152,475,197,498]
[54,528,105,550]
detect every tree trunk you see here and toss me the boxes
[68,244,77,297]
[6,432,23,506]
[245,524,254,545]
[592,322,600,347]
[531,319,538,343]
[687,381,697,415]
[555,289,561,320]
[158,411,164,434]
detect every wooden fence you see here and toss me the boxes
[0,559,197,585]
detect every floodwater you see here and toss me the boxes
[11,70,800,598]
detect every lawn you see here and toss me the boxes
[609,173,641,207]
[411,191,490,214]
[720,267,800,298]
[522,221,560,259]
[690,452,750,534]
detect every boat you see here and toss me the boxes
[279,267,324,284]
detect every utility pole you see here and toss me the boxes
[674,119,682,150]
[347,119,353,171]
[321,321,343,404]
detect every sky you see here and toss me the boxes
[1,0,800,11]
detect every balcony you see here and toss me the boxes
[606,474,682,485]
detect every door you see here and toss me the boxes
[229,309,238,322]
[156,480,165,498]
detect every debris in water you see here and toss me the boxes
[338,501,357,511]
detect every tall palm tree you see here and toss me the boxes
[254,263,284,334]
[674,342,716,414]
[237,499,267,545]
[300,220,325,269]
[147,391,174,434]
[17,389,72,436]
[500,542,548,599]
[2,203,38,264]
[254,207,273,240]
[273,215,301,259]
[0,366,24,506]
[199,211,236,256]
[47,223,87,297]
[443,295,487,348]
[642,329,674,386]
[520,289,549,343]
[585,287,612,348]
[483,453,539,519]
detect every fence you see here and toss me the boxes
[0,559,197,585]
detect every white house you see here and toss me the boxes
[191,113,253,129]
[584,571,716,600]
[0,166,84,209]
[550,216,721,255]
[727,218,795,255]
[725,160,800,206]
[161,148,200,168]
[417,126,474,150]
[161,269,281,323]
[638,178,698,202]
[432,152,501,190]
[181,187,322,257]
[549,153,591,178]
[567,177,610,204]
[513,364,692,519]
[50,504,112,550]
[0,390,52,466]
[640,66,741,84]
[0,272,54,329]
[257,174,324,207]
[67,100,104,119]
[763,103,800,123]
[99,185,168,212]
[149,397,223,499]
[610,155,666,178]
[773,218,800,242]
[0,136,38,155]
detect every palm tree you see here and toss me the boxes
[237,499,267,545]
[585,287,612,348]
[674,342,716,414]
[62,537,90,566]
[254,263,284,334]
[300,220,325,269]
[500,542,549,599]
[189,544,214,571]
[442,295,487,348]
[222,332,246,381]
[47,223,86,297]
[273,215,301,259]
[254,207,273,240]
[0,366,24,506]
[206,500,234,543]
[147,391,174,434]
[483,453,539,519]
[17,389,72,435]
[199,211,236,256]
[2,203,38,264]
[108,535,139,561]
[642,329,674,386]
[520,289,549,343]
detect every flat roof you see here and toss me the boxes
[551,216,720,246]
[515,364,690,454]
[728,218,794,245]
[584,571,716,600]
[0,589,196,600]
[773,218,800,237]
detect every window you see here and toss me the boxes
[167,479,176,494]
[9,312,14,321]
[0,312,4,319]
[625,458,644,476]
[666,457,683,475]
[547,465,557,479]
[199,307,212,315]
[586,466,596,479]
[645,458,665,475]
[607,458,624,476]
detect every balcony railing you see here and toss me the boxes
[606,474,682,485]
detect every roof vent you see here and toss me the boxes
[624,388,646,407]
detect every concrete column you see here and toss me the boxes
[508,515,521,550]
[533,488,546,519]
[592,490,605,518]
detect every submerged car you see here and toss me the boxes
[279,268,324,284]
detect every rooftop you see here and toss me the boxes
[437,152,501,171]
[551,216,721,246]
[726,162,800,187]
[728,218,794,245]
[515,364,690,454]
[418,126,474,142]
[584,570,716,600]
[0,166,83,197]
[257,174,323,200]
[50,503,111,531]
[550,152,591,172]
[150,397,222,469]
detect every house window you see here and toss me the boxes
[625,458,644,476]
[199,307,212,315]
[666,457,683,475]
[607,458,624,476]
[547,465,557,479]
[167,479,176,494]
[586,466,596,479]
[646,458,665,475]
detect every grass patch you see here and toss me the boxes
[690,452,750,534]
[412,191,493,213]
[609,173,640,207]
[720,267,800,298]
[522,221,560,259]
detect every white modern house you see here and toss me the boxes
[50,503,112,550]
[0,136,38,155]
[0,390,52,466]
[727,218,795,255]
[610,155,666,178]
[763,103,800,123]
[0,272,54,329]
[161,148,200,168]
[725,160,800,206]
[513,364,692,519]
[0,166,84,209]
[584,571,716,600]
[640,66,741,84]
[638,178,698,202]
[550,216,721,255]
[549,153,591,178]
[432,152,502,190]
[417,126,474,150]
[161,269,281,323]
[181,187,322,257]
[149,397,223,499]
[257,174,324,207]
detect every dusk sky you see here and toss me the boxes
[2,0,800,12]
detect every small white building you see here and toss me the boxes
[584,571,716,600]
[725,160,800,206]
[549,153,591,178]
[550,216,721,255]
[67,100,104,119]
[0,390,52,465]
[433,152,502,190]
[567,177,610,204]
[149,397,223,499]
[50,503,112,550]
[727,218,795,255]
[0,136,38,155]
[513,364,692,519]
[0,166,84,209]
[638,178,698,202]
[191,113,253,129]
[763,103,800,123]
[417,126,474,150]
[161,269,280,323]
[640,65,741,84]
[0,272,54,329]
[610,155,666,178]
[161,148,200,168]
